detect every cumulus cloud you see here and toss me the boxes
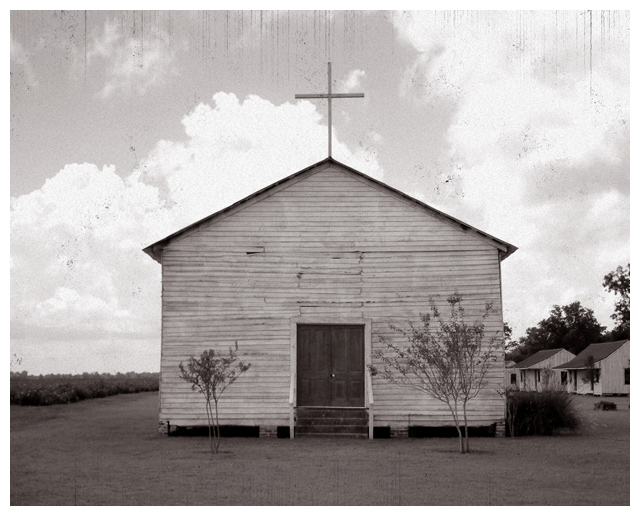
[136,92,382,234]
[10,163,165,343]
[10,93,383,373]
[393,11,629,336]
[87,20,176,98]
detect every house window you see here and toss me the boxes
[624,368,630,385]
[561,371,567,385]
[595,369,601,383]
[536,370,541,383]
[510,373,517,385]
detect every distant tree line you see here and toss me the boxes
[10,372,159,406]
[506,264,630,363]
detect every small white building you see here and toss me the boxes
[554,340,630,396]
[512,349,576,391]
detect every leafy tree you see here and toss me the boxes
[503,322,516,354]
[179,344,251,454]
[507,302,604,362]
[581,355,600,392]
[603,264,630,339]
[539,366,562,391]
[369,295,501,454]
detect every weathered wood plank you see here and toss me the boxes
[155,164,507,428]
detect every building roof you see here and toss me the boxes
[513,349,566,369]
[554,340,629,369]
[142,157,518,263]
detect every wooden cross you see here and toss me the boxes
[295,62,364,157]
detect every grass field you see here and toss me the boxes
[10,392,629,505]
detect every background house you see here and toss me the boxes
[555,340,630,396]
[505,360,517,390]
[512,349,576,391]
[144,158,517,438]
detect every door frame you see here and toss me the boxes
[290,317,372,410]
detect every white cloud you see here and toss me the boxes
[86,21,121,62]
[10,163,164,345]
[136,92,383,234]
[10,93,383,373]
[340,69,366,92]
[87,20,176,98]
[393,11,629,338]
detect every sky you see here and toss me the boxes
[10,10,630,374]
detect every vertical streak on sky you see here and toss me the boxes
[141,11,145,69]
[541,11,547,84]
[276,10,280,86]
[167,10,172,54]
[238,11,245,82]
[553,11,564,88]
[200,11,205,64]
[259,11,263,76]
[583,11,587,81]
[589,10,593,96]
[523,12,528,86]
[225,10,229,69]
[326,11,331,62]
[575,10,580,67]
[84,10,87,87]
[599,10,604,54]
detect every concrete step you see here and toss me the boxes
[295,424,369,435]
[296,417,368,426]
[295,407,369,437]
[296,407,368,419]
[296,432,369,438]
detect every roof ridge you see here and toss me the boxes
[553,340,629,369]
[513,348,565,368]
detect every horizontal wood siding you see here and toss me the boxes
[600,342,630,395]
[160,165,506,427]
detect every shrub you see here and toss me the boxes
[506,389,580,436]
[10,372,159,406]
[594,401,617,411]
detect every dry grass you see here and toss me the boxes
[11,392,629,505]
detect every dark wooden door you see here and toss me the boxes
[297,325,364,407]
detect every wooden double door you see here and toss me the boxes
[296,324,365,407]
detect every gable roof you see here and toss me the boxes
[142,157,518,263]
[554,340,629,369]
[513,349,566,369]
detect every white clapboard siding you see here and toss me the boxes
[156,163,509,428]
[600,341,630,395]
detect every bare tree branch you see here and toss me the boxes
[370,295,501,453]
[179,344,251,454]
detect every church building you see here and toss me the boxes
[143,156,517,438]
